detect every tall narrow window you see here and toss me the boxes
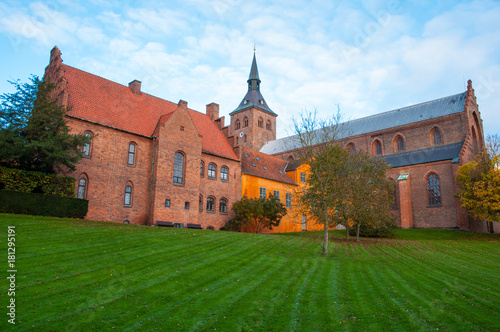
[82,132,92,157]
[433,129,442,145]
[219,198,227,214]
[300,172,306,183]
[199,195,203,212]
[220,166,228,181]
[208,164,216,179]
[77,178,87,199]
[128,143,136,165]
[266,120,271,130]
[397,136,405,151]
[347,143,355,154]
[427,173,441,206]
[207,197,215,212]
[273,190,280,200]
[124,185,132,205]
[258,117,263,128]
[235,120,241,130]
[243,117,249,127]
[200,161,204,177]
[375,141,382,155]
[286,193,292,208]
[259,187,266,199]
[173,152,184,184]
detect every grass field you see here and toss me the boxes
[1,214,499,331]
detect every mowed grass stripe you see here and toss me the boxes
[0,215,498,331]
[26,232,274,327]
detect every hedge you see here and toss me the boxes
[0,190,88,219]
[0,167,75,197]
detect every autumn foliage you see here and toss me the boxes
[456,149,500,223]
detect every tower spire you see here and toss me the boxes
[248,52,261,90]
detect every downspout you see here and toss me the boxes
[148,136,157,226]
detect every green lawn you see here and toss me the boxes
[1,214,499,331]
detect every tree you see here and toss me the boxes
[291,108,348,255]
[230,195,287,233]
[292,109,395,254]
[456,149,500,224]
[0,75,89,173]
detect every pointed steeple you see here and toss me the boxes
[231,52,276,116]
[248,52,261,90]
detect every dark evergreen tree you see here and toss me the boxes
[0,75,89,173]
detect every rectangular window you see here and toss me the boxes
[185,202,190,210]
[273,190,280,200]
[259,187,266,199]
[165,199,170,208]
[286,193,292,208]
[300,172,306,183]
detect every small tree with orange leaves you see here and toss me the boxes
[456,149,500,225]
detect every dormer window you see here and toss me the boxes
[259,100,264,105]
[243,100,249,105]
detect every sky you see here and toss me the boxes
[0,0,499,139]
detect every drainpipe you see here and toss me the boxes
[148,136,157,226]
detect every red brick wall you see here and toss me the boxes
[230,108,276,150]
[65,117,153,224]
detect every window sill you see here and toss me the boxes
[207,210,215,214]
[427,204,442,208]
[173,182,185,187]
[127,164,135,167]
[208,177,216,181]
[123,205,132,208]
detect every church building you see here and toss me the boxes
[44,46,490,233]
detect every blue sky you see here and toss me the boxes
[1,0,499,139]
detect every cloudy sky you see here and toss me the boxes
[1,0,499,139]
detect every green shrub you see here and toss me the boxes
[349,218,398,238]
[0,167,75,197]
[0,190,88,219]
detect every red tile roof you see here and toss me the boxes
[62,64,238,161]
[241,148,297,185]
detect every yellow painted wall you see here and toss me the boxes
[241,166,322,233]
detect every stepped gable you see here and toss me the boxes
[62,64,237,161]
[260,92,467,155]
[241,148,297,185]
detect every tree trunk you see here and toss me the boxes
[356,223,360,242]
[322,219,329,256]
[345,224,349,240]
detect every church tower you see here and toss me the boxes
[230,52,277,150]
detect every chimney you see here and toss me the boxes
[129,80,141,95]
[206,102,219,121]
[178,100,188,109]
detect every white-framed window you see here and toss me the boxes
[286,193,292,208]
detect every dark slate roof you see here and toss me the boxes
[241,147,297,185]
[260,92,466,154]
[284,159,303,172]
[383,142,463,168]
[230,53,277,116]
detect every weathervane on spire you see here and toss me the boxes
[253,40,256,52]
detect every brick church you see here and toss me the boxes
[44,46,491,233]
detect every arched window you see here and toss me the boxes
[346,143,355,154]
[395,135,405,152]
[200,161,204,177]
[431,127,442,145]
[258,117,263,128]
[220,166,228,181]
[207,197,215,212]
[235,120,241,130]
[243,117,249,127]
[128,143,136,165]
[427,173,441,206]
[77,177,87,199]
[266,120,271,131]
[82,132,92,157]
[124,185,132,206]
[219,198,227,214]
[199,195,203,212]
[373,140,382,156]
[208,164,216,179]
[390,178,398,209]
[173,152,184,184]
